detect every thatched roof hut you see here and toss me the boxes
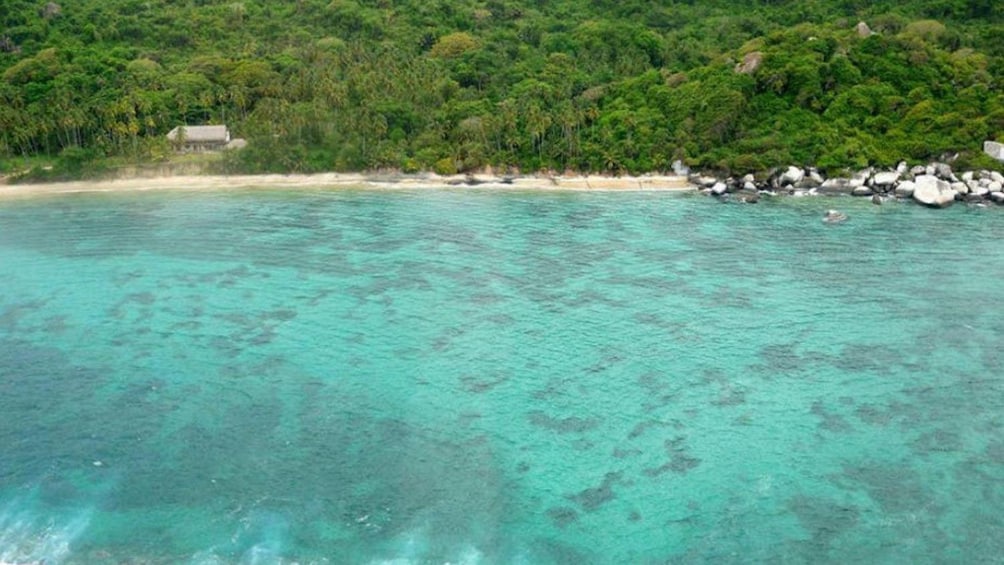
[167,125,230,152]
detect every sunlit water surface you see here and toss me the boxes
[1,189,1002,563]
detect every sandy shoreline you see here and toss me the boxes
[0,172,695,199]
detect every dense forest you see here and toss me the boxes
[1,0,1002,178]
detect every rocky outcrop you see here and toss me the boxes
[691,160,1004,208]
[735,51,763,75]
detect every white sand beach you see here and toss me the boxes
[0,172,694,199]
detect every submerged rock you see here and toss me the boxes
[823,210,848,223]
[912,175,956,208]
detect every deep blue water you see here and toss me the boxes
[1,188,1002,563]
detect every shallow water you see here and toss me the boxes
[0,189,1002,564]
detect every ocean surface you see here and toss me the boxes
[1,188,1002,564]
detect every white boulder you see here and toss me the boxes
[872,171,900,187]
[818,178,853,194]
[912,175,957,207]
[985,141,1004,161]
[970,182,989,197]
[779,166,805,186]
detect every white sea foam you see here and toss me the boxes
[189,510,294,565]
[368,529,484,565]
[0,498,91,565]
[451,544,483,565]
[189,550,229,565]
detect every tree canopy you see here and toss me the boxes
[1,0,1002,177]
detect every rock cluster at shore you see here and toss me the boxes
[692,162,1004,207]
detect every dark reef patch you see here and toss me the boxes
[912,429,962,454]
[0,299,49,329]
[547,506,579,528]
[832,343,900,375]
[712,383,747,407]
[787,494,860,548]
[811,401,854,433]
[758,343,806,374]
[637,371,671,394]
[854,403,894,427]
[567,471,623,512]
[644,437,701,477]
[459,373,509,394]
[837,464,935,514]
[527,411,599,434]
[628,419,673,439]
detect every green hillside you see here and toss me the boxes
[1,0,1002,177]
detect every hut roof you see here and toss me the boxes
[167,125,229,142]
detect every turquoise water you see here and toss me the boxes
[1,189,1002,564]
